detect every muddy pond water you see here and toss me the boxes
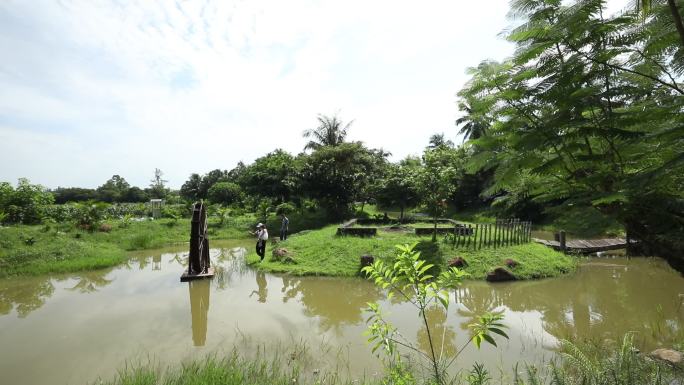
[1,239,683,385]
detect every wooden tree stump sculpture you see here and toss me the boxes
[181,202,214,281]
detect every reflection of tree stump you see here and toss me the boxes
[189,280,210,346]
[181,202,214,281]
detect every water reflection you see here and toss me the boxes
[249,272,268,303]
[0,242,683,385]
[189,280,210,346]
[152,255,161,271]
[449,260,684,347]
[455,285,504,331]
[417,306,457,359]
[282,277,383,333]
[0,277,54,317]
[214,247,248,290]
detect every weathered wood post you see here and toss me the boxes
[559,230,566,253]
[466,225,471,248]
[478,224,483,249]
[181,201,214,282]
[493,220,498,248]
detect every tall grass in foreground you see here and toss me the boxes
[98,334,683,385]
[512,334,682,385]
[97,351,375,385]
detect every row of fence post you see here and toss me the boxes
[452,218,533,250]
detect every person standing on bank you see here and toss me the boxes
[254,223,268,261]
[280,214,289,241]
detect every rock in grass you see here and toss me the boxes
[271,248,296,264]
[448,257,467,268]
[360,255,374,268]
[271,248,290,261]
[486,267,517,282]
[504,258,519,268]
[649,348,683,365]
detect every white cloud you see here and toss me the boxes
[1,0,626,188]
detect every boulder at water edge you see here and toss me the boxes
[649,348,683,366]
[486,267,517,282]
[448,257,468,268]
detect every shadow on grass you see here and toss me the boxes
[414,240,443,276]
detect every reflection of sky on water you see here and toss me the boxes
[0,241,683,385]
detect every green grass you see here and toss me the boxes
[246,225,576,279]
[98,334,679,385]
[0,208,338,277]
[0,218,250,277]
[96,352,376,385]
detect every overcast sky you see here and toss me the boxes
[0,0,628,189]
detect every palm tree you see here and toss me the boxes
[302,114,353,151]
[455,101,488,142]
[427,133,454,149]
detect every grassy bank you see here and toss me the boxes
[98,335,681,385]
[0,218,247,277]
[98,352,376,385]
[0,208,334,277]
[246,225,575,279]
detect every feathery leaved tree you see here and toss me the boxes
[458,0,684,255]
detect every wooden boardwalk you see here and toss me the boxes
[533,237,630,254]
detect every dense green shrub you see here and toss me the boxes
[275,202,295,215]
[0,179,55,224]
[73,202,108,231]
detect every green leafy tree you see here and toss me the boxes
[180,173,202,201]
[207,182,243,206]
[198,169,229,199]
[122,186,149,203]
[418,148,458,241]
[375,163,421,221]
[53,187,97,203]
[239,149,299,202]
[299,142,387,218]
[96,175,130,203]
[302,113,353,151]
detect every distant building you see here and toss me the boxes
[150,199,164,219]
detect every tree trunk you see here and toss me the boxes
[400,205,405,222]
[667,0,684,49]
[432,216,438,242]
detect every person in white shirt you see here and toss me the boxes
[254,223,269,261]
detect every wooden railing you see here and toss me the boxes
[451,218,532,249]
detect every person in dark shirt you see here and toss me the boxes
[280,214,289,241]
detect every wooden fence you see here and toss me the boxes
[451,218,533,249]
